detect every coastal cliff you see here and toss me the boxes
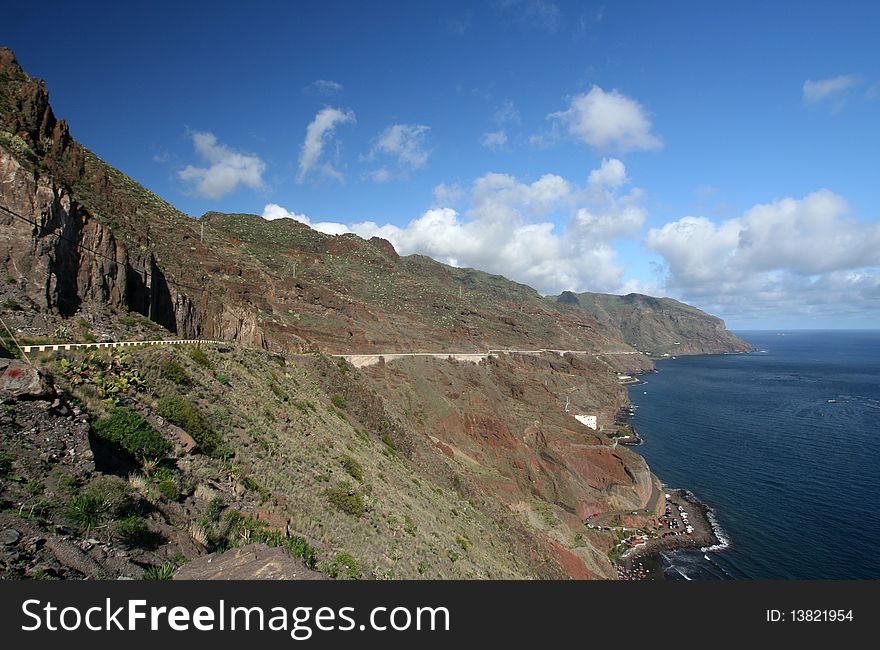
[1,49,740,580]
[555,290,752,356]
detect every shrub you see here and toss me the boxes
[114,516,160,549]
[141,562,175,580]
[67,492,112,532]
[219,511,317,568]
[339,455,364,482]
[157,478,180,501]
[189,347,212,368]
[92,408,172,463]
[157,396,221,454]
[215,373,230,386]
[206,496,225,522]
[2,298,22,311]
[325,481,365,517]
[161,359,192,386]
[256,529,317,569]
[0,451,15,472]
[381,433,397,451]
[120,313,161,330]
[330,394,346,410]
[24,480,44,496]
[326,551,362,580]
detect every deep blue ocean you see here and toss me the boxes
[626,330,880,580]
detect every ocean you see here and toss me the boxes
[626,330,880,580]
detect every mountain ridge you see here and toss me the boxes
[1,48,744,581]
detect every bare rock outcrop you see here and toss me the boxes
[173,544,325,580]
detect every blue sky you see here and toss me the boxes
[3,1,879,328]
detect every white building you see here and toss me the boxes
[574,414,598,430]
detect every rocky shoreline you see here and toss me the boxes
[616,489,724,580]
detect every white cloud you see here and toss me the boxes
[433,183,466,205]
[261,203,350,236]
[262,203,310,222]
[178,131,266,199]
[802,74,859,103]
[366,168,393,184]
[587,157,627,189]
[646,190,880,323]
[305,79,344,95]
[265,160,644,294]
[297,107,356,183]
[481,130,508,150]
[546,86,662,152]
[370,124,431,170]
[494,99,521,126]
[499,0,561,30]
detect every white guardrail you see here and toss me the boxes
[20,339,222,354]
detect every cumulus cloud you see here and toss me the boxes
[802,74,859,103]
[370,124,431,169]
[481,130,508,150]
[545,86,662,152]
[261,203,350,235]
[178,131,266,199]
[646,190,880,323]
[304,79,344,95]
[265,158,642,294]
[297,107,356,183]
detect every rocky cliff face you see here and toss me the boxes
[556,291,752,356]
[0,49,746,580]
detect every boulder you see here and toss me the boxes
[172,543,325,580]
[0,359,51,399]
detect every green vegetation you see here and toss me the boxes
[114,516,160,549]
[2,298,22,311]
[24,480,44,496]
[57,352,146,404]
[119,312,161,330]
[381,433,396,451]
[0,331,21,358]
[325,481,366,517]
[161,359,192,386]
[66,492,112,533]
[141,562,175,580]
[339,455,364,482]
[325,551,362,580]
[533,500,560,529]
[206,496,225,522]
[156,396,221,454]
[330,394,346,409]
[189,347,212,368]
[218,510,317,568]
[0,451,15,473]
[91,407,172,463]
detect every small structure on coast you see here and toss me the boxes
[574,414,598,430]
